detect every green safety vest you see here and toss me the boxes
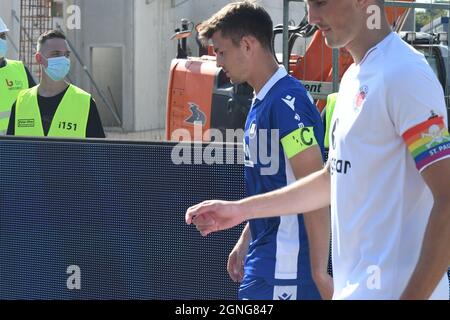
[324,92,338,149]
[15,84,91,138]
[0,59,29,134]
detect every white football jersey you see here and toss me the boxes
[328,32,450,300]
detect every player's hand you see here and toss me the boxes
[227,240,248,282]
[185,200,245,236]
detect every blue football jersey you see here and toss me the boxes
[243,69,325,285]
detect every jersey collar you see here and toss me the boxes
[254,65,288,102]
[359,32,395,66]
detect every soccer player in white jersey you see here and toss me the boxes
[186,0,450,300]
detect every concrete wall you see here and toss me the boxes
[66,0,134,130]
[0,0,22,59]
[133,0,239,132]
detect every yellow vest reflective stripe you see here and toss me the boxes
[324,93,338,149]
[0,59,29,134]
[15,84,91,138]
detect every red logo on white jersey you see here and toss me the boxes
[355,85,369,111]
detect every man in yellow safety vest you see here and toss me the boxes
[0,17,36,135]
[7,29,105,138]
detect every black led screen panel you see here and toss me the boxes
[0,138,245,299]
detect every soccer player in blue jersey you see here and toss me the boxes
[195,1,332,300]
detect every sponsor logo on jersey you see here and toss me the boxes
[330,157,352,175]
[329,118,352,175]
[331,118,339,150]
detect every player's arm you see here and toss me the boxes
[227,223,251,282]
[397,111,450,299]
[287,137,333,300]
[187,165,331,236]
[401,157,450,299]
[187,90,332,236]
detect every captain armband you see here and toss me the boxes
[281,127,318,159]
[402,115,450,172]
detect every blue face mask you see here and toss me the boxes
[0,39,8,58]
[43,56,71,81]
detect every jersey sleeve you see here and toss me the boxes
[386,63,450,172]
[271,88,323,159]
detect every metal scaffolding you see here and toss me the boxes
[19,0,53,79]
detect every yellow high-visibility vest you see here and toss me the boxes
[324,93,338,149]
[0,59,29,134]
[15,84,91,138]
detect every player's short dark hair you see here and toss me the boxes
[37,29,66,51]
[198,0,273,51]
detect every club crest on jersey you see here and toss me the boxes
[354,85,368,112]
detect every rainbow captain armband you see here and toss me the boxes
[281,127,318,159]
[403,116,450,172]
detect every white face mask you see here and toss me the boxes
[43,56,71,81]
[0,38,8,58]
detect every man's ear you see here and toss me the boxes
[355,0,378,10]
[240,35,258,54]
[35,52,45,66]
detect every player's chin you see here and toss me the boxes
[229,77,244,85]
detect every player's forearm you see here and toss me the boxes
[401,200,450,299]
[238,223,251,245]
[304,206,331,276]
[239,167,331,221]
